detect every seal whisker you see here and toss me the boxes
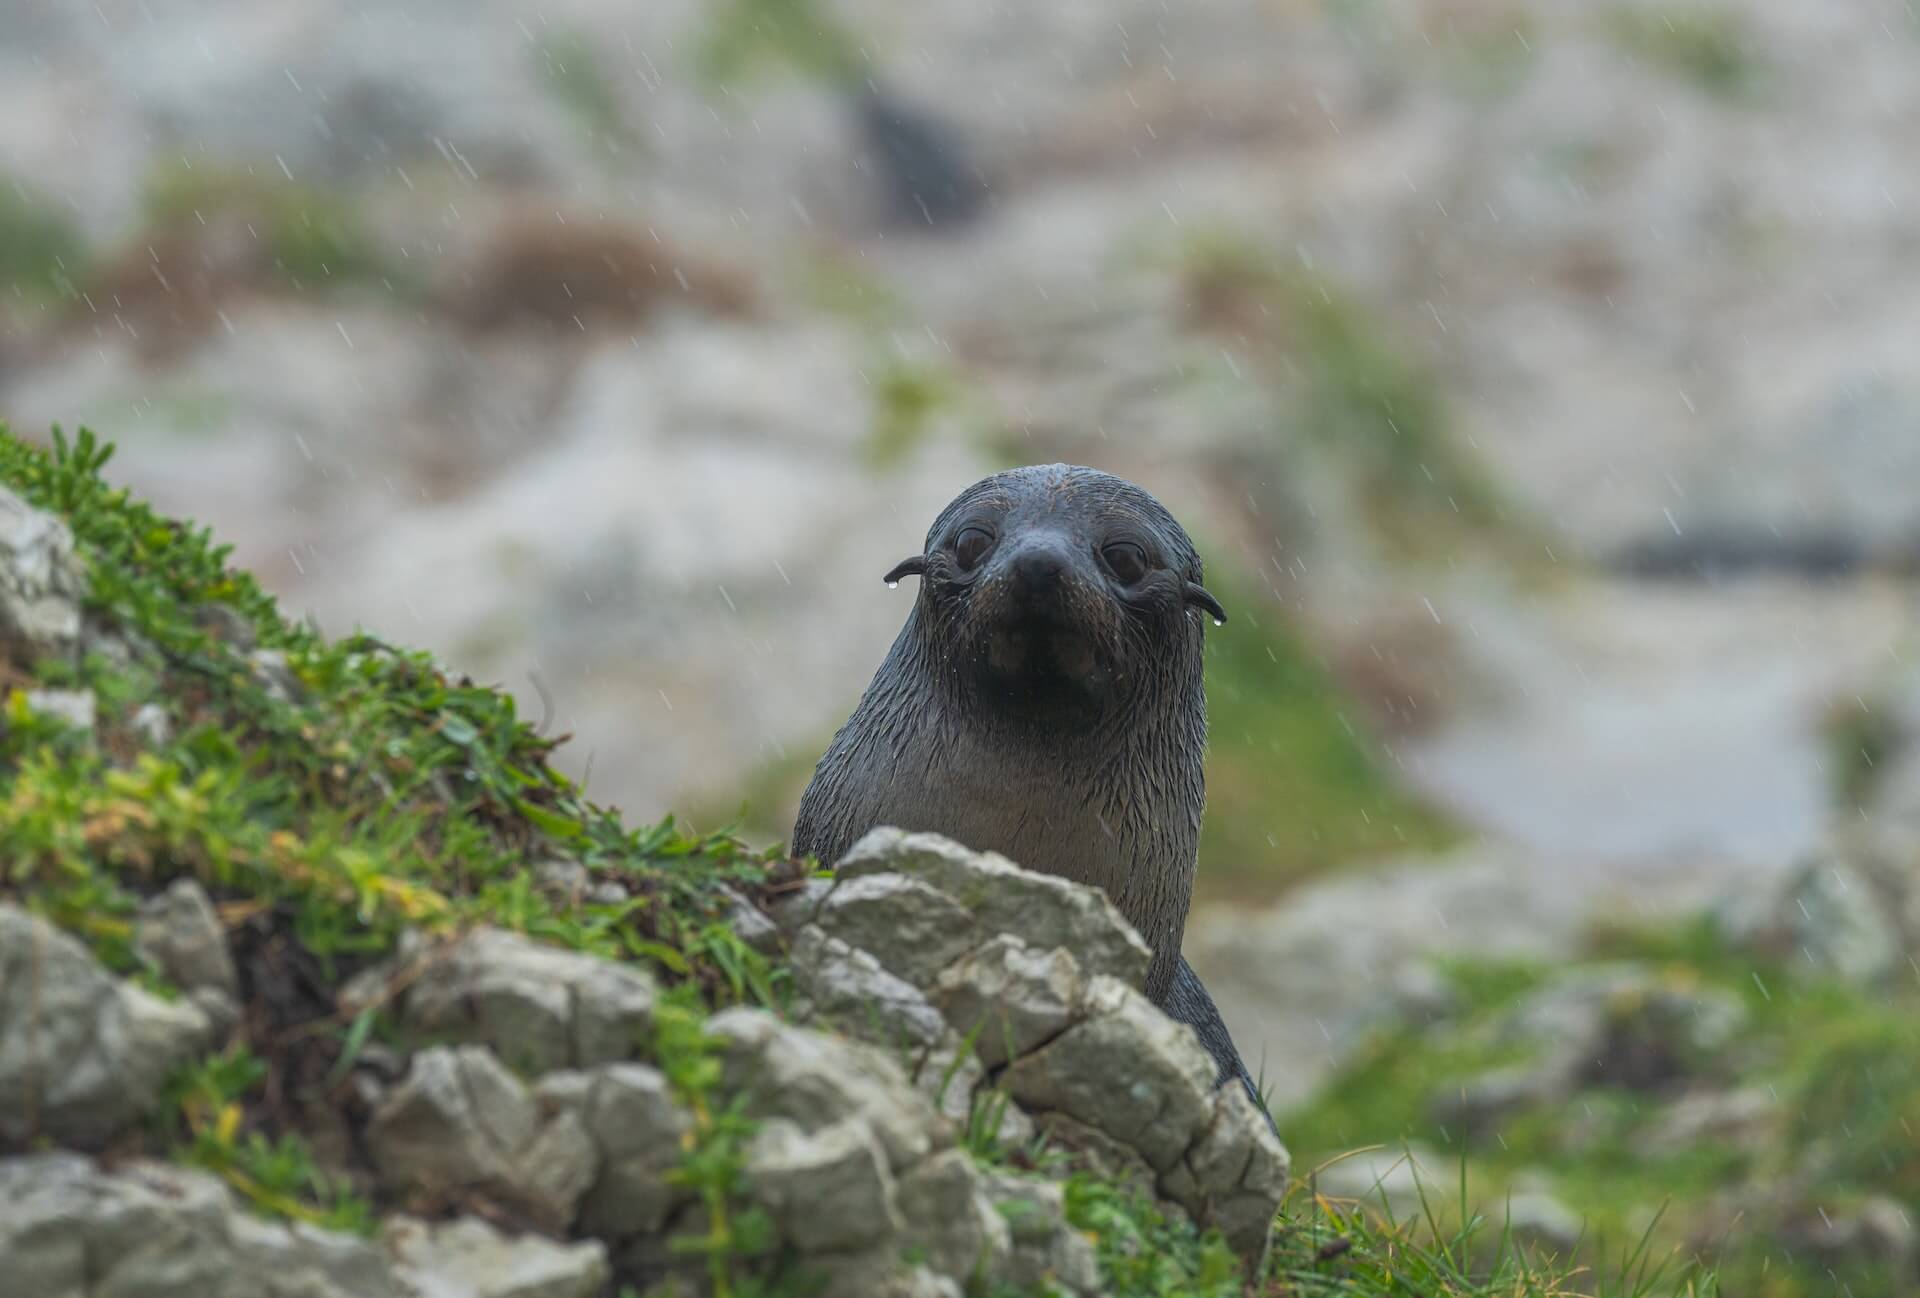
[883,554,929,585]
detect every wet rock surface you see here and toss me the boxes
[0,484,84,668]
[558,1064,692,1243]
[0,904,218,1149]
[367,1045,595,1231]
[135,878,240,999]
[387,1215,611,1298]
[346,926,659,1074]
[0,1152,613,1298]
[0,1153,406,1298]
[836,829,1154,990]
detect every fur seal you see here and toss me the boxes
[792,463,1265,1112]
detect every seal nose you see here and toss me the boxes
[1009,541,1069,596]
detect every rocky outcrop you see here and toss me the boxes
[0,904,221,1150]
[0,822,1288,1296]
[343,926,661,1074]
[0,1153,408,1298]
[776,827,1291,1270]
[0,1154,610,1298]
[367,1045,598,1232]
[0,484,84,668]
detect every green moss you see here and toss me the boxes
[1169,230,1513,557]
[1820,694,1904,811]
[695,0,863,89]
[536,29,630,144]
[1198,567,1459,897]
[138,161,394,289]
[1433,15,1540,101]
[1286,286,1504,543]
[864,354,956,469]
[1603,7,1769,101]
[0,177,87,304]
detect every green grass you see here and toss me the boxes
[1284,916,1920,1296]
[1602,8,1769,102]
[1052,1164,1638,1298]
[136,161,395,289]
[535,29,631,145]
[1198,567,1460,897]
[162,1045,375,1235]
[1290,286,1500,532]
[1820,693,1904,811]
[695,0,863,89]
[0,177,87,304]
[1059,1161,1713,1298]
[863,355,958,469]
[1,427,771,966]
[1167,230,1514,558]
[1430,14,1539,102]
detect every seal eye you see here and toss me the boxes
[1102,542,1148,585]
[954,527,995,571]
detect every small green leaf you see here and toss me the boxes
[326,1008,379,1085]
[514,797,585,841]
[624,937,691,975]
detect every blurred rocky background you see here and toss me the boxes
[5,0,1920,1289]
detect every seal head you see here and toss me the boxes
[796,464,1225,998]
[882,466,1226,736]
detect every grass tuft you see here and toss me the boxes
[0,177,87,305]
[1603,8,1769,102]
[1198,566,1459,897]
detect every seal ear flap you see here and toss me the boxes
[1184,582,1228,624]
[883,555,929,585]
